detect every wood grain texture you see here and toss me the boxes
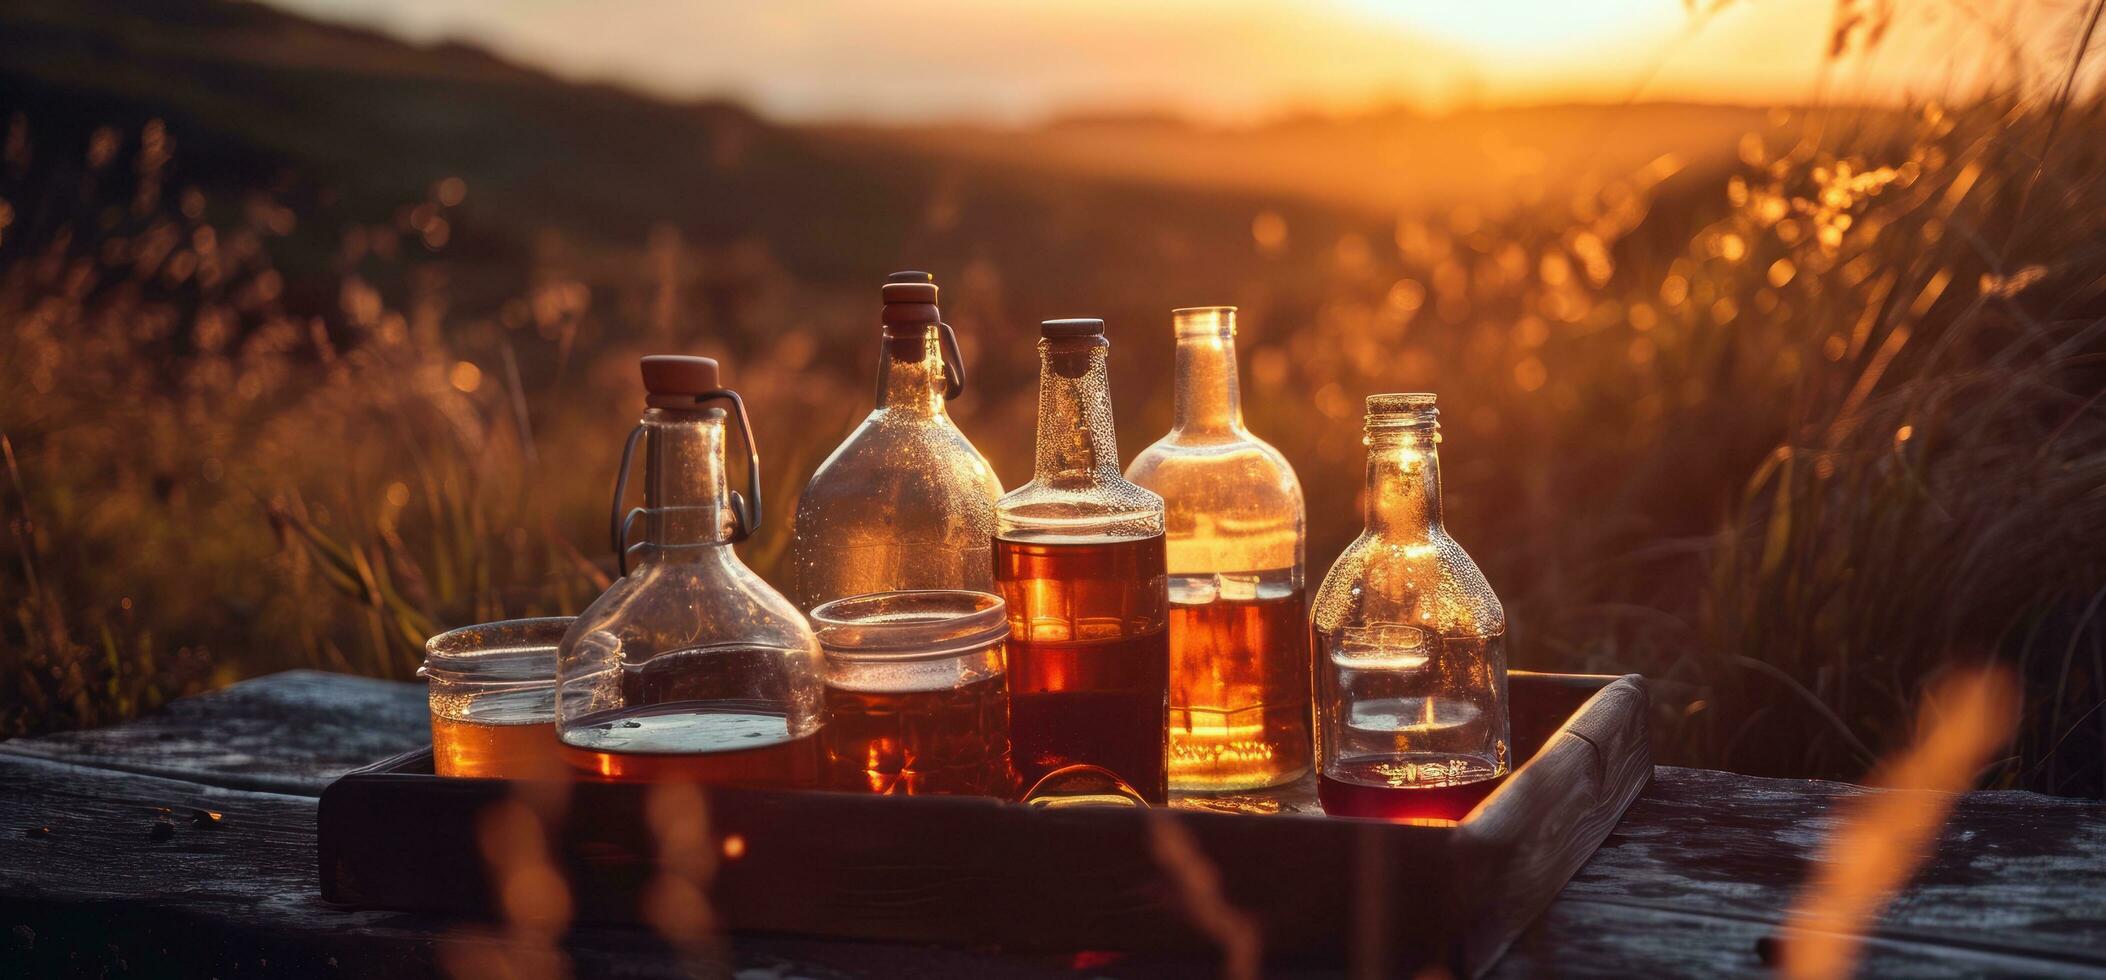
[6,670,2104,978]
[1504,765,2106,977]
[0,670,428,794]
[1457,675,1651,970]
[0,753,1206,979]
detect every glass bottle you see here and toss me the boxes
[995,318,1171,804]
[1311,393,1509,822]
[555,355,825,786]
[789,271,1003,610]
[1126,306,1310,793]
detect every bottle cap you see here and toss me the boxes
[1041,318,1105,338]
[640,354,722,409]
[882,271,940,325]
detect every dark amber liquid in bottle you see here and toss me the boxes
[995,534,1170,803]
[1168,590,1312,791]
[823,673,1016,796]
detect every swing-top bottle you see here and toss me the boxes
[789,271,1003,609]
[555,355,825,786]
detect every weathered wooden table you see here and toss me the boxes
[1,671,2101,977]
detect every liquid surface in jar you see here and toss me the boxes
[823,670,1015,797]
[558,700,821,787]
[996,533,1170,803]
[432,718,560,779]
[1167,575,1310,792]
[430,685,560,779]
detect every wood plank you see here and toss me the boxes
[0,670,428,795]
[1501,766,2106,977]
[1496,896,2106,979]
[5,752,2103,976]
[1457,674,1651,970]
[0,753,1209,979]
[8,670,2101,977]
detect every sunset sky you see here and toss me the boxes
[274,0,2070,122]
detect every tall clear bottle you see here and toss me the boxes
[1311,394,1508,821]
[790,272,1003,610]
[1125,307,1309,793]
[555,355,825,786]
[995,318,1171,804]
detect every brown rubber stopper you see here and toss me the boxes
[882,270,940,327]
[640,354,721,408]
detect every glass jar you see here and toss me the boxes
[1126,306,1310,792]
[810,590,1015,797]
[995,318,1171,804]
[555,355,825,787]
[789,272,1004,610]
[420,618,567,779]
[1311,394,1509,822]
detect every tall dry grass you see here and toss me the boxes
[1,42,2101,793]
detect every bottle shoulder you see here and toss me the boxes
[566,551,818,653]
[1310,531,1504,635]
[1126,435,1302,502]
[996,472,1164,541]
[796,412,1004,514]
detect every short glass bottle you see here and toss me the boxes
[555,355,825,787]
[811,590,1015,797]
[1311,394,1509,822]
[1126,306,1310,793]
[790,272,1003,610]
[995,318,1171,804]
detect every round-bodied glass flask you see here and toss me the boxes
[789,272,1003,610]
[555,355,825,786]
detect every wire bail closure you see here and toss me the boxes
[936,321,967,400]
[608,388,763,576]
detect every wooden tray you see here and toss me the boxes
[319,671,1648,976]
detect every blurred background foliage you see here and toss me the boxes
[1,0,2102,795]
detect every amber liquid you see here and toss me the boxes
[996,534,1171,803]
[1168,590,1312,792]
[1317,769,1503,824]
[823,673,1015,796]
[431,716,561,779]
[558,700,822,787]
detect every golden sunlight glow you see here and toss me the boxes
[1349,0,1675,56]
[273,0,2049,121]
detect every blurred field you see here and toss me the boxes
[2,0,2102,795]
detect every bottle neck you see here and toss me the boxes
[1363,426,1444,540]
[1031,337,1122,485]
[642,407,733,558]
[1171,312,1243,436]
[875,324,948,416]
